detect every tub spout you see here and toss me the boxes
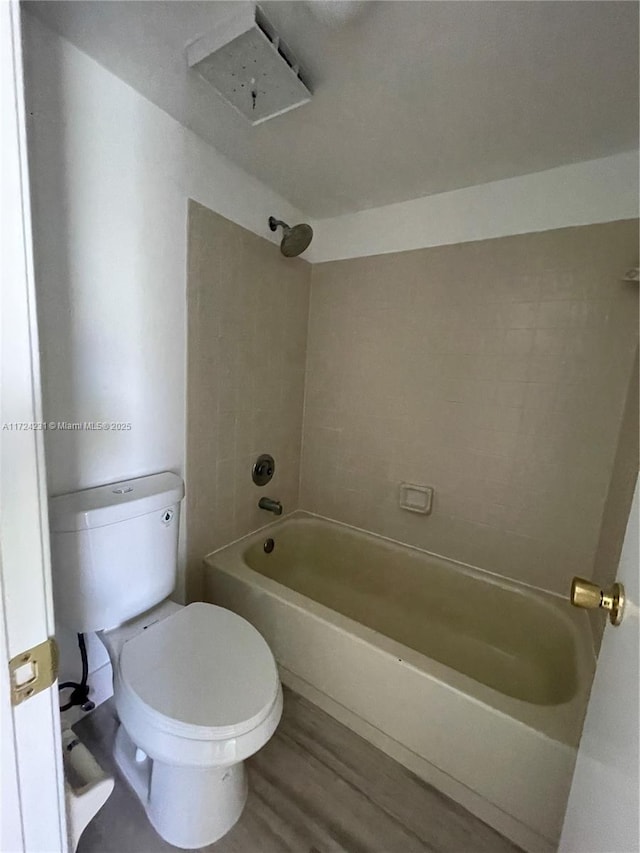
[258,497,283,515]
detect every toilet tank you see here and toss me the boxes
[49,472,185,633]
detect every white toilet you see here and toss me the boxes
[49,472,283,849]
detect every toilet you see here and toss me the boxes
[49,472,282,849]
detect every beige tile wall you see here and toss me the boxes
[187,202,310,599]
[301,220,639,595]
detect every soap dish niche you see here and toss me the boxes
[399,483,434,515]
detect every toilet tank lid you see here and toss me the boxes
[49,472,185,532]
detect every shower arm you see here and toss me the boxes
[268,216,289,232]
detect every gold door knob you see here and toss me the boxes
[570,577,625,626]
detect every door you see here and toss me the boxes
[1,1,67,850]
[559,479,639,853]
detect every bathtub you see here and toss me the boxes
[204,512,595,853]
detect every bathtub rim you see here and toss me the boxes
[205,511,595,747]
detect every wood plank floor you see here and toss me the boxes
[75,688,522,853]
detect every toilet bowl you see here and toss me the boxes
[100,599,283,849]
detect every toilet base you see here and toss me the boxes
[114,725,248,849]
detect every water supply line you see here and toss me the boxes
[58,633,95,713]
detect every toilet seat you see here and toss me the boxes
[118,602,280,742]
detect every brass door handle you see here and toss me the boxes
[570,577,625,626]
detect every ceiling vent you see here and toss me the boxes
[186,3,311,126]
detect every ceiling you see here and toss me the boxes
[26,1,639,218]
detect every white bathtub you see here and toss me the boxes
[204,512,595,852]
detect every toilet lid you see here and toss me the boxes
[119,602,279,738]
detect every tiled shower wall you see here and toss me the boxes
[187,202,310,598]
[300,220,639,595]
[187,207,637,602]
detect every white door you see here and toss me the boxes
[559,479,639,853]
[0,1,67,850]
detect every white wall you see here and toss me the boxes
[307,151,639,263]
[23,13,306,683]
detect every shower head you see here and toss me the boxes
[268,216,313,257]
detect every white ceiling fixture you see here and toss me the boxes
[187,3,311,125]
[25,1,639,218]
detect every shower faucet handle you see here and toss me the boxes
[252,454,275,486]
